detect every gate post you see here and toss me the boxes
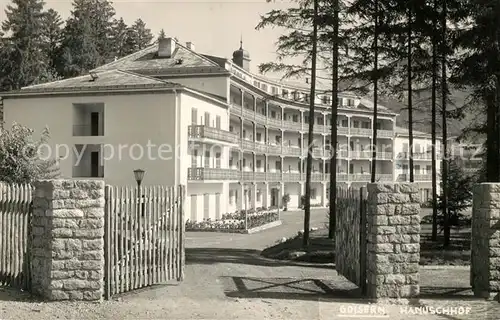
[366,183,420,300]
[30,180,105,301]
[471,183,500,299]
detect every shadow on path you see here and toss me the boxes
[221,276,366,302]
[186,247,334,269]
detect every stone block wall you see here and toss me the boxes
[471,183,500,298]
[366,183,421,299]
[31,180,105,301]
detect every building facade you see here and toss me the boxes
[1,37,441,221]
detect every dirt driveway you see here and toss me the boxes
[1,208,499,319]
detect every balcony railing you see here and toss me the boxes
[283,120,302,130]
[188,125,239,144]
[378,130,394,138]
[283,146,302,156]
[242,108,255,119]
[397,152,433,160]
[73,125,103,137]
[397,174,432,181]
[350,128,372,136]
[350,151,372,159]
[188,168,240,181]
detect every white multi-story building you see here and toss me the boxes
[1,38,440,221]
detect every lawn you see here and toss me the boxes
[261,223,471,266]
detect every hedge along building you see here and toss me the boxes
[1,37,439,221]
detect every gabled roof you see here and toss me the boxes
[2,70,182,95]
[92,41,228,74]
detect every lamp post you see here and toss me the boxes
[133,169,145,217]
[244,187,248,230]
[276,184,281,221]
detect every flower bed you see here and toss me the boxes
[185,209,280,232]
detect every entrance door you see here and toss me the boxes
[90,112,99,136]
[91,151,99,177]
[271,188,277,206]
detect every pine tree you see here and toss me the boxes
[41,8,63,72]
[130,19,153,50]
[57,0,117,77]
[1,0,50,90]
[110,17,129,58]
[158,29,166,40]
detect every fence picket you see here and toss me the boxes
[0,183,32,291]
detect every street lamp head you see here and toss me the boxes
[133,169,145,185]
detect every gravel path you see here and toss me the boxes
[1,208,500,319]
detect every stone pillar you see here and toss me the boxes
[31,180,105,301]
[471,183,500,299]
[366,183,421,300]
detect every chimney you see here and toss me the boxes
[158,37,176,58]
[186,42,195,51]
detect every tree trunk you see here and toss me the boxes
[408,3,414,183]
[303,0,318,248]
[370,0,379,183]
[431,0,438,241]
[441,0,450,247]
[328,0,340,239]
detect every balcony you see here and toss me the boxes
[350,174,393,182]
[242,108,255,119]
[350,128,372,136]
[282,146,302,156]
[377,152,393,160]
[397,174,432,182]
[397,152,433,160]
[350,151,372,160]
[283,120,302,131]
[188,125,239,144]
[267,117,282,127]
[377,129,394,138]
[188,168,240,181]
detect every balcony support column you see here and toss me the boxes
[238,183,245,211]
[251,182,257,209]
[253,153,256,173]
[253,122,256,142]
[280,156,284,180]
[281,106,284,126]
[323,113,327,133]
[281,129,284,154]
[301,111,304,131]
[253,95,257,112]
[240,89,244,109]
[347,115,352,135]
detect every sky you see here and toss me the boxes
[0,0,298,78]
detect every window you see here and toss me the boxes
[216,115,221,129]
[257,190,262,202]
[338,98,343,106]
[192,150,198,168]
[311,188,316,199]
[229,158,233,167]
[191,108,198,125]
[215,152,221,168]
[304,94,310,102]
[317,117,324,125]
[415,165,421,174]
[342,119,348,127]
[276,135,281,144]
[204,151,210,167]
[403,143,409,153]
[353,120,359,128]
[293,114,299,122]
[426,165,432,173]
[272,86,277,95]
[261,83,268,92]
[230,125,234,132]
[415,143,421,153]
[271,110,276,118]
[90,112,99,136]
[282,89,289,98]
[349,163,354,174]
[305,116,309,123]
[362,122,370,129]
[256,160,262,169]
[204,112,210,127]
[243,158,247,167]
[276,161,282,171]
[256,133,262,142]
[403,164,409,173]
[347,98,354,106]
